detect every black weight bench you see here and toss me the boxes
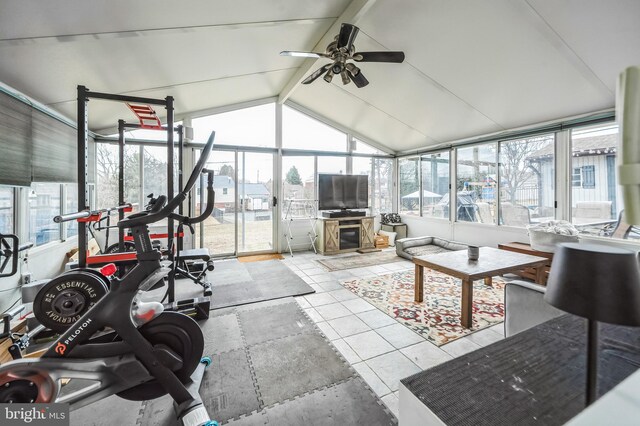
[176,248,214,296]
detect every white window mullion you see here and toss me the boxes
[555,130,571,221]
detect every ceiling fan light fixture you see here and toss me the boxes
[340,70,351,85]
[323,69,333,83]
[282,23,404,89]
[346,63,360,76]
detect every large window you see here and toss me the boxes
[571,124,624,237]
[193,104,275,148]
[143,146,171,201]
[353,137,389,156]
[64,183,78,238]
[96,143,141,210]
[28,183,61,246]
[353,157,393,215]
[456,144,497,223]
[317,156,346,175]
[0,187,13,234]
[399,157,419,215]
[283,156,315,201]
[283,106,347,152]
[421,152,449,219]
[499,135,555,227]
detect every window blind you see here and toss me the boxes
[0,91,94,185]
[0,93,32,186]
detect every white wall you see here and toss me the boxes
[401,214,640,254]
[401,214,530,247]
[0,237,77,312]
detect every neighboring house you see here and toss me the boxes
[529,132,622,219]
[212,175,270,211]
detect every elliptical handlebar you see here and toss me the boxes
[118,131,216,229]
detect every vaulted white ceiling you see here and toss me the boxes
[1,0,638,153]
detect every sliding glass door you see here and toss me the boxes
[236,152,275,253]
[199,149,275,257]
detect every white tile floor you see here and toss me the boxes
[282,249,506,418]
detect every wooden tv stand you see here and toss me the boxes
[316,216,375,254]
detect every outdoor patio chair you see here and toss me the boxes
[501,202,531,227]
[475,202,494,224]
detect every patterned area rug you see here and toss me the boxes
[315,251,403,271]
[341,270,505,346]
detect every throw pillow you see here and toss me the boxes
[378,230,397,246]
[380,213,401,224]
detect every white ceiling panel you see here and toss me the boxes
[1,1,638,153]
[290,80,436,152]
[0,20,331,105]
[320,33,503,144]
[359,0,614,131]
[0,0,349,39]
[527,0,640,92]
[53,70,294,132]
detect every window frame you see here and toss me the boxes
[581,165,595,189]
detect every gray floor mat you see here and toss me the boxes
[138,394,176,426]
[209,269,314,309]
[227,377,395,426]
[137,349,260,426]
[142,259,314,310]
[200,313,244,355]
[248,332,354,407]
[201,349,261,423]
[73,298,395,426]
[237,301,314,346]
[71,394,142,426]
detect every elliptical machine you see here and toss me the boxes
[0,133,217,426]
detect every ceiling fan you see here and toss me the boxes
[280,23,405,88]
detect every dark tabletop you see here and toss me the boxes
[401,314,640,426]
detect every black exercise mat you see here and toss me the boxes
[208,260,314,309]
[401,314,640,426]
[151,259,314,310]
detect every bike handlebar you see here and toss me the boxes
[118,131,215,229]
[170,168,215,226]
[53,203,132,223]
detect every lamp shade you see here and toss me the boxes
[544,243,640,326]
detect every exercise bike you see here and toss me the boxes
[0,132,218,426]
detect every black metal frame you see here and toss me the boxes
[0,132,216,423]
[77,85,174,269]
[116,119,184,302]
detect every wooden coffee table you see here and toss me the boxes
[413,247,548,328]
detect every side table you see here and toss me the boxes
[498,241,553,284]
[381,222,407,239]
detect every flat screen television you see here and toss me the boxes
[318,174,368,210]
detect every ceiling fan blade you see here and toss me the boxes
[280,51,324,58]
[353,51,405,63]
[337,23,359,50]
[350,70,369,88]
[302,64,332,84]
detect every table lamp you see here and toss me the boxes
[544,242,640,406]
